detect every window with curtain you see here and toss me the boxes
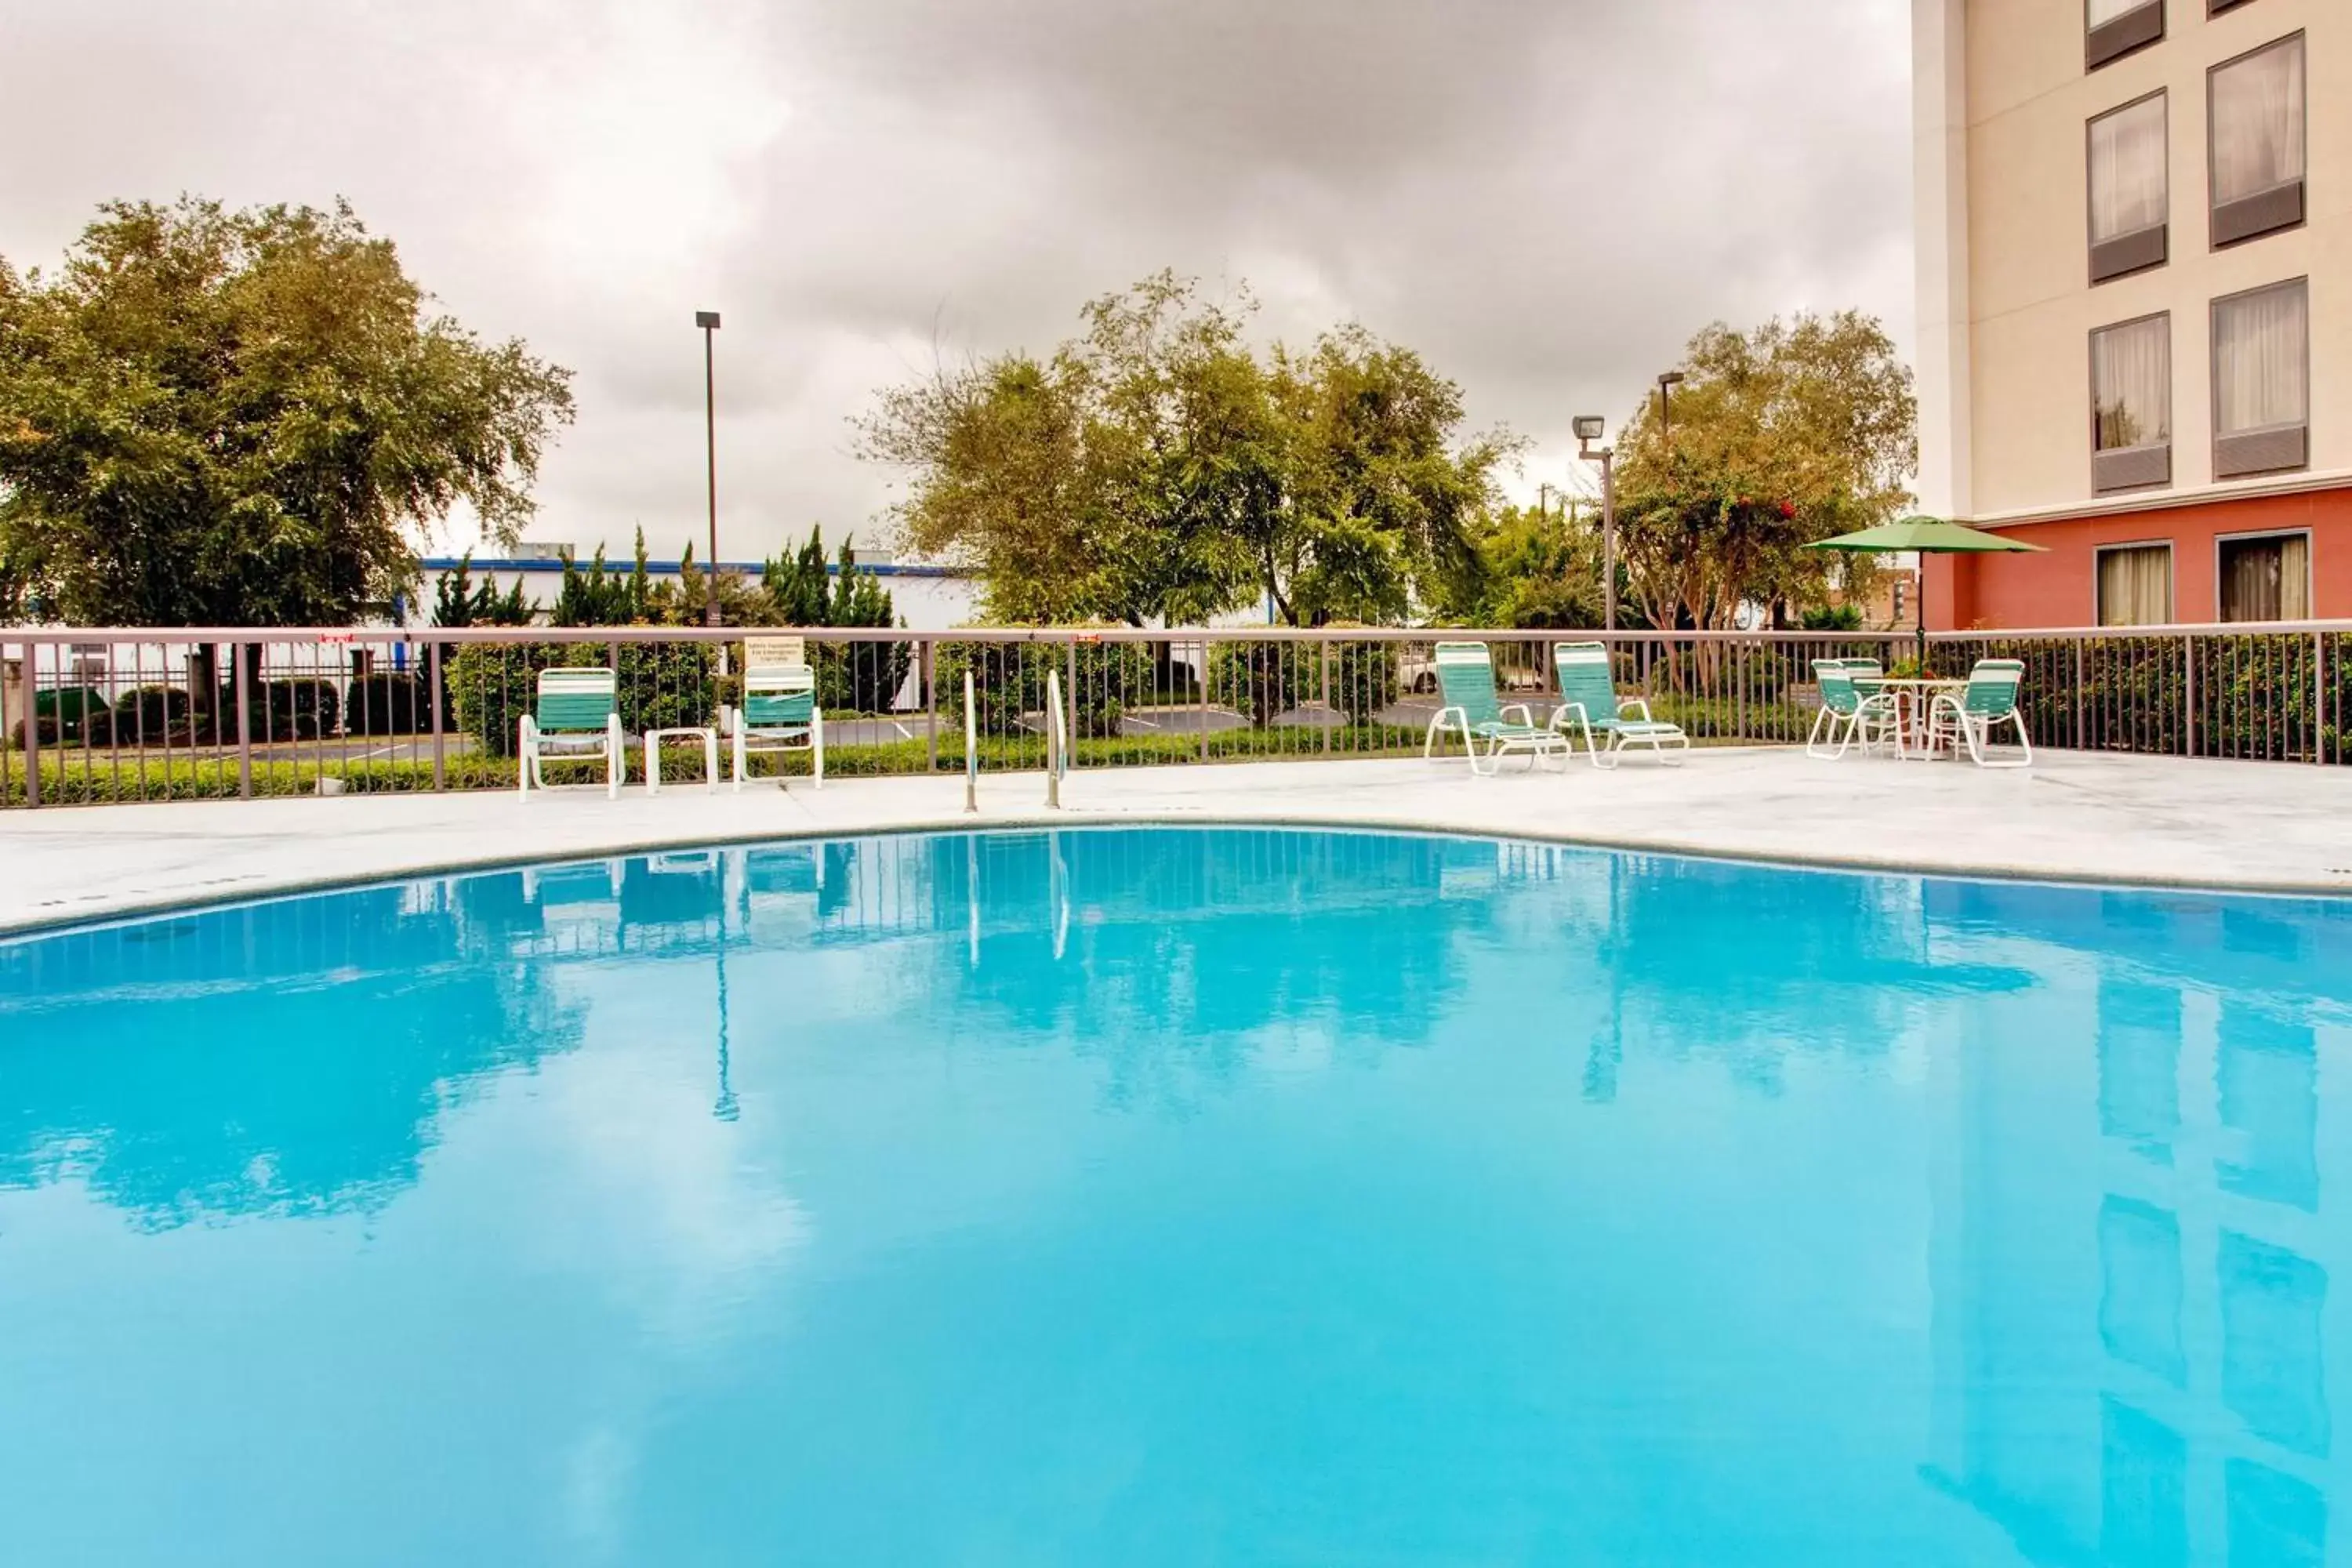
[2214,281,2307,436]
[2092,317,2170,452]
[2099,545,2173,627]
[2091,96,2167,245]
[2211,36,2305,210]
[2219,535,2311,622]
[2087,0,2163,69]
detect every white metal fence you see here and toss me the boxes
[3,622,2346,807]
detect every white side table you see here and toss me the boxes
[643,726,719,794]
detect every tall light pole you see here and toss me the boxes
[1537,481,1558,524]
[1576,416,1617,631]
[695,310,723,626]
[1656,370,1686,441]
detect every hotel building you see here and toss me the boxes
[1914,0,2346,628]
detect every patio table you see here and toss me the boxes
[644,725,720,794]
[1856,678,1967,760]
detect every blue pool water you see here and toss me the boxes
[3,828,2350,1566]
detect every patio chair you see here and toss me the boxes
[1424,642,1572,775]
[518,667,624,798]
[1928,659,2033,769]
[1548,643,1690,768]
[729,661,824,790]
[1808,659,1904,760]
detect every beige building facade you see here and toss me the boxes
[1915,0,2349,629]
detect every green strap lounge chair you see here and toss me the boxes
[1928,658,2032,768]
[1548,643,1689,768]
[1424,641,1572,775]
[518,666,624,798]
[1808,659,1904,760]
[729,662,824,790]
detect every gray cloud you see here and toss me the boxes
[0,0,1912,558]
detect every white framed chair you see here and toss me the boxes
[1807,659,1904,760]
[1548,643,1688,767]
[730,662,824,789]
[1423,641,1572,775]
[1928,659,2033,768]
[517,667,624,797]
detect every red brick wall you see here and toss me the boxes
[1926,486,2352,630]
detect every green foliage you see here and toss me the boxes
[934,634,1154,740]
[0,197,575,626]
[113,684,193,742]
[860,271,1512,628]
[757,527,910,713]
[552,539,653,626]
[1430,503,1606,630]
[1203,637,1402,727]
[1800,604,1865,633]
[760,529,833,627]
[345,673,438,735]
[432,553,534,627]
[1613,311,1916,630]
[1945,633,2350,762]
[448,641,716,759]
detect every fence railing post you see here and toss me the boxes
[1199,635,1210,763]
[428,638,447,792]
[1320,641,1332,756]
[2318,630,2329,766]
[922,638,937,774]
[17,641,38,808]
[234,641,253,800]
[2074,640,2085,751]
[2183,634,2196,759]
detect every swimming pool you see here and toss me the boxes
[2,826,2347,1565]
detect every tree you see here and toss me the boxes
[757,525,909,712]
[858,273,1509,627]
[0,197,575,628]
[431,552,532,627]
[1610,312,1915,630]
[1428,502,1607,630]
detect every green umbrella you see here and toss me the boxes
[1805,514,2045,663]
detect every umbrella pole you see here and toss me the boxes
[1917,554,1929,672]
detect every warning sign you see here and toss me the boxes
[743,635,807,668]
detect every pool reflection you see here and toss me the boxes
[1924,878,2349,1566]
[2,829,2347,1566]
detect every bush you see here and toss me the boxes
[257,678,340,740]
[449,641,717,758]
[1205,637,1401,727]
[345,673,439,736]
[12,711,109,749]
[816,640,913,717]
[113,684,195,743]
[935,633,1153,740]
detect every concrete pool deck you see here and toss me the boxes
[2,747,2349,934]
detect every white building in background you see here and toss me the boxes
[408,546,983,631]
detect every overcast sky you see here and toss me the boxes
[1,0,1913,563]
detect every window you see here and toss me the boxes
[2098,544,2174,626]
[2209,35,2305,247]
[2212,279,2308,477]
[2088,0,2164,71]
[2218,533,2310,622]
[2089,96,2168,281]
[2091,315,2171,492]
